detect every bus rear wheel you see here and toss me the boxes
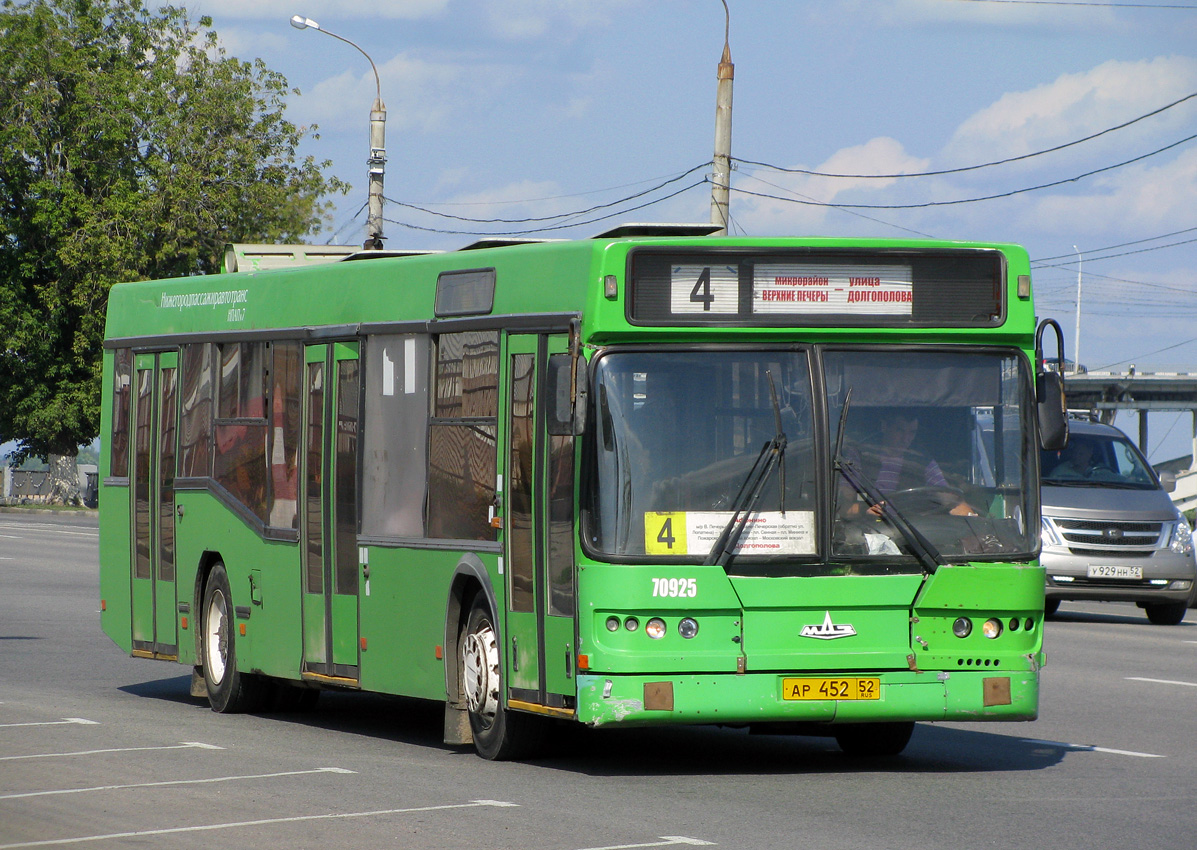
[201,562,270,713]
[461,601,533,760]
[834,721,915,757]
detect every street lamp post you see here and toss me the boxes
[290,15,386,250]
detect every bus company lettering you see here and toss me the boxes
[159,289,248,310]
[159,289,249,322]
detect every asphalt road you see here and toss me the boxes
[2,510,1196,849]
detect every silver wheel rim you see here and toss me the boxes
[205,588,229,685]
[462,619,499,720]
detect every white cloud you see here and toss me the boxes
[479,0,631,41]
[191,0,450,22]
[945,56,1197,163]
[733,137,932,235]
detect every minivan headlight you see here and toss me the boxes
[1169,516,1194,556]
[1041,516,1064,548]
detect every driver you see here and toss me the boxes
[841,410,975,517]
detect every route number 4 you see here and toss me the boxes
[689,267,715,311]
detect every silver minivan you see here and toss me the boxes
[1040,419,1197,625]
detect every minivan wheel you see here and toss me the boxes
[1144,601,1187,626]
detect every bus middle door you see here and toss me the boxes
[130,350,178,659]
[300,341,361,684]
[504,333,577,716]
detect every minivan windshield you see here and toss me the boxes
[584,347,1038,567]
[1041,430,1158,490]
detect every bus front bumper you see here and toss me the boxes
[575,668,1039,727]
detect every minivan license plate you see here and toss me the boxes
[782,677,880,700]
[1087,565,1142,579]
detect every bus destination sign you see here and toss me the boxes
[628,249,1004,327]
[751,263,912,316]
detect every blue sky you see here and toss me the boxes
[190,0,1197,458]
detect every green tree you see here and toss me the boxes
[0,0,346,502]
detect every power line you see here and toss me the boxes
[384,163,710,226]
[1033,225,1197,261]
[949,0,1197,8]
[728,131,1197,209]
[733,91,1197,180]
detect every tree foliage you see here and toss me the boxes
[0,0,346,465]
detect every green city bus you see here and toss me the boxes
[99,224,1067,759]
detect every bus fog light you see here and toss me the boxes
[625,617,639,632]
[982,618,1002,639]
[646,618,667,639]
[606,617,621,632]
[952,617,972,638]
[678,618,699,639]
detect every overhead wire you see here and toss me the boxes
[733,91,1197,180]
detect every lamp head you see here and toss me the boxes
[290,15,319,30]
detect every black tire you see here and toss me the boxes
[1144,601,1187,626]
[460,600,535,760]
[1043,598,1061,617]
[201,562,271,713]
[834,721,915,757]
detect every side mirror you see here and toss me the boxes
[1160,471,1177,493]
[546,353,588,437]
[1035,318,1069,451]
[1037,370,1068,451]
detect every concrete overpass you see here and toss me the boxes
[1063,369,1197,513]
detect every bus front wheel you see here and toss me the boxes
[201,562,270,713]
[461,601,533,760]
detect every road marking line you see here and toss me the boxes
[1126,676,1197,687]
[0,799,519,848]
[1023,737,1165,758]
[0,718,98,729]
[0,741,223,761]
[575,838,717,850]
[0,767,356,800]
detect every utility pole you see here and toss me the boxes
[291,15,387,250]
[1073,245,1082,372]
[710,1,733,235]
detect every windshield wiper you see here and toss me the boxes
[704,372,787,568]
[832,389,944,575]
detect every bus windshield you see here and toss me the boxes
[586,347,1037,566]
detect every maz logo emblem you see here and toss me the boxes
[800,611,857,640]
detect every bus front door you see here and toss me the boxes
[129,350,178,659]
[300,342,361,683]
[504,333,578,715]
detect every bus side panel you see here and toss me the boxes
[174,490,304,677]
[98,482,133,654]
[357,546,496,701]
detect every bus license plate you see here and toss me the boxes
[1087,565,1142,579]
[782,677,880,701]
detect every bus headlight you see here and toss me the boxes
[678,618,699,639]
[982,618,1003,639]
[645,618,667,639]
[952,618,972,638]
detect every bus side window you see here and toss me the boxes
[362,334,431,538]
[427,331,499,540]
[212,341,270,524]
[110,348,132,478]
